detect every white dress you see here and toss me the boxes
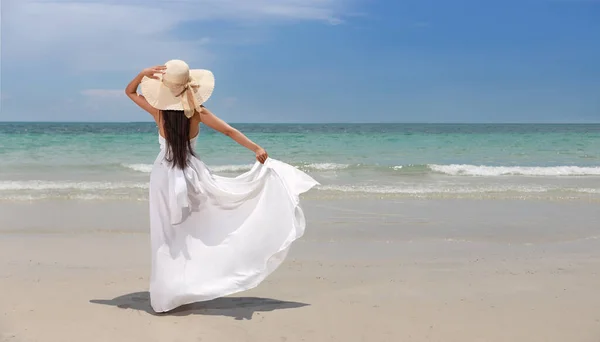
[148,134,319,313]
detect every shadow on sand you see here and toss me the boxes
[90,292,309,320]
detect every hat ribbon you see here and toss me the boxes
[162,75,201,118]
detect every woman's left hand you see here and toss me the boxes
[255,147,268,164]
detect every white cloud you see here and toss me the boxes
[2,0,360,120]
[3,0,356,71]
[3,0,208,71]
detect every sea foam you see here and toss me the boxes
[428,164,600,177]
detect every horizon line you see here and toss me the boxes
[0,121,599,125]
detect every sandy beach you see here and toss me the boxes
[3,0,599,337]
[1,198,600,342]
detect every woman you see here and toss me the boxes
[125,60,318,313]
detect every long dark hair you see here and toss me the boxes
[161,110,196,169]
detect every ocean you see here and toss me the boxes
[1,122,599,202]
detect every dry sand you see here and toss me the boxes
[1,199,600,341]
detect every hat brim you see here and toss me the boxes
[139,69,215,111]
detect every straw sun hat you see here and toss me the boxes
[140,59,215,118]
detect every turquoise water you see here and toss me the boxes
[1,123,599,201]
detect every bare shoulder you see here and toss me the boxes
[199,106,219,120]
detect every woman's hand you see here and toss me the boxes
[255,147,268,164]
[140,65,166,79]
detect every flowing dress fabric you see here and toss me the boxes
[149,135,319,312]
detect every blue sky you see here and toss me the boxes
[1,0,599,123]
